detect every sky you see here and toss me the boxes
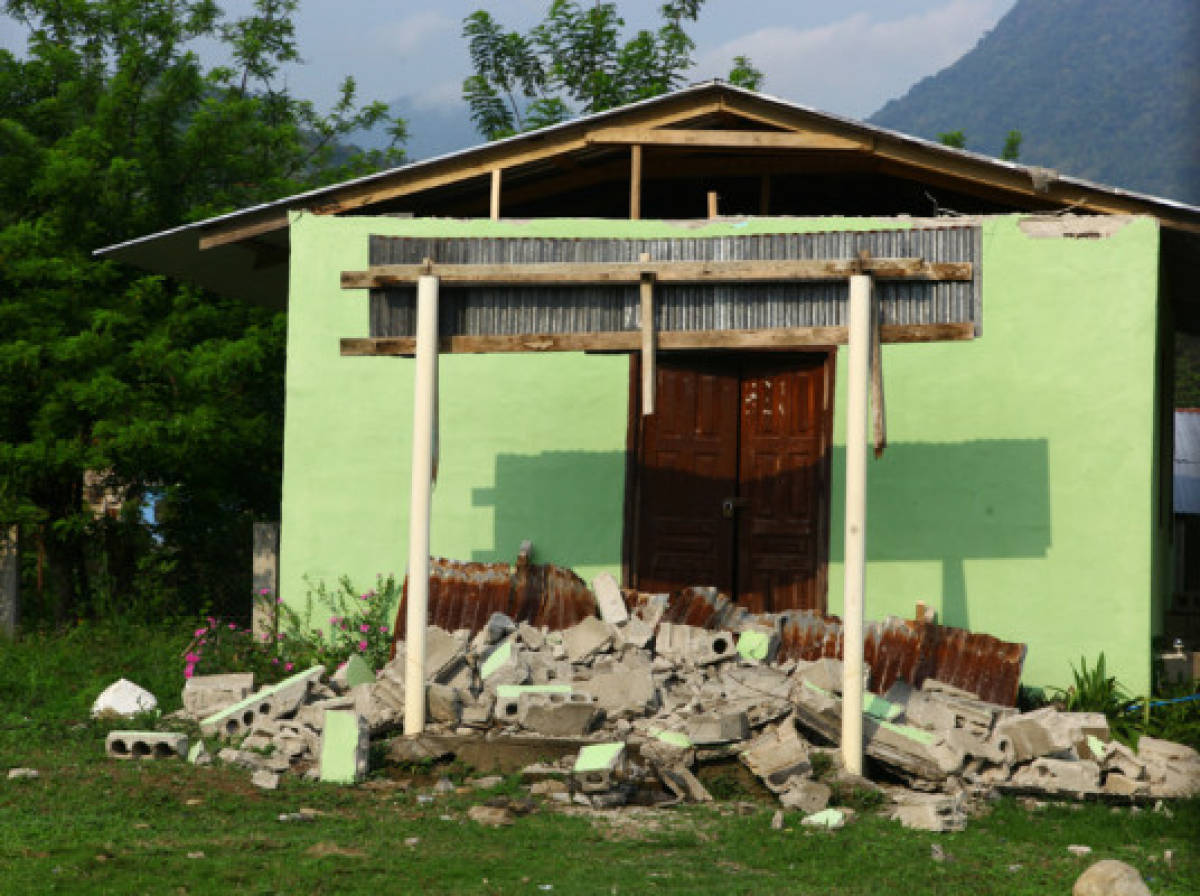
[1,0,1018,151]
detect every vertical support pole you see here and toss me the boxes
[841,273,872,775]
[629,145,642,220]
[404,273,439,735]
[0,525,18,638]
[639,252,655,416]
[251,522,280,640]
[489,169,502,221]
[759,175,771,215]
[707,190,719,219]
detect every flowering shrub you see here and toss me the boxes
[181,574,398,683]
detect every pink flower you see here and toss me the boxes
[330,616,342,627]
[207,617,217,629]
[378,625,388,633]
[271,657,280,665]
[284,662,294,672]
[276,633,285,641]
[262,633,272,642]
[228,622,237,630]
[358,640,369,652]
[185,652,200,663]
[276,596,283,604]
[194,628,206,638]
[184,663,195,679]
[259,588,270,596]
[360,623,370,633]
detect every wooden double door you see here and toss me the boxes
[629,352,834,613]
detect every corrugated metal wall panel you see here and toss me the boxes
[367,226,982,340]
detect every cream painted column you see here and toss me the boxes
[841,273,872,774]
[404,274,439,735]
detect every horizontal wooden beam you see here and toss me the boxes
[586,127,866,151]
[199,212,290,251]
[342,258,971,289]
[339,322,973,356]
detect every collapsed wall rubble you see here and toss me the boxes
[159,569,1200,832]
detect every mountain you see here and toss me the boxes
[354,95,481,163]
[870,0,1200,205]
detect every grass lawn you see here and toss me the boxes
[2,621,1197,895]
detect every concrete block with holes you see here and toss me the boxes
[106,730,188,760]
[200,665,325,739]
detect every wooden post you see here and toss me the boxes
[639,252,656,416]
[404,273,439,735]
[489,169,502,220]
[870,285,887,457]
[251,522,280,640]
[759,175,771,215]
[629,145,642,220]
[841,273,872,776]
[0,525,18,638]
[707,190,719,219]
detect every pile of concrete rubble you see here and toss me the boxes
[100,580,1199,833]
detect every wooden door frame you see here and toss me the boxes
[622,348,837,609]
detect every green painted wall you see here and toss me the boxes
[281,213,1162,693]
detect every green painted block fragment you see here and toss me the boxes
[1087,735,1107,758]
[494,684,572,700]
[863,693,902,721]
[200,664,325,729]
[878,720,936,745]
[737,631,771,661]
[343,654,375,688]
[480,641,512,680]
[574,742,624,773]
[648,728,692,748]
[802,808,845,828]
[804,680,833,697]
[187,742,205,763]
[320,710,366,784]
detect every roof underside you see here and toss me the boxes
[96,82,1200,309]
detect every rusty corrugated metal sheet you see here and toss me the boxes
[775,611,1025,706]
[392,557,597,649]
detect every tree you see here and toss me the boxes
[938,130,967,149]
[727,55,765,92]
[0,0,406,622]
[462,1,760,140]
[1001,129,1023,162]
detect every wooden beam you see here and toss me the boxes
[630,145,642,220]
[707,191,719,219]
[489,168,502,220]
[339,322,973,356]
[587,127,865,151]
[341,258,972,289]
[199,212,290,251]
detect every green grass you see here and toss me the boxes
[2,623,1198,895]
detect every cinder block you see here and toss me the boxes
[1010,757,1101,796]
[736,629,779,663]
[686,711,749,745]
[319,710,370,784]
[106,730,188,760]
[426,683,462,725]
[183,673,254,718]
[200,665,324,739]
[480,640,531,686]
[592,573,629,624]
[494,684,572,722]
[572,742,626,793]
[890,794,967,832]
[740,723,811,793]
[585,656,658,716]
[518,693,599,737]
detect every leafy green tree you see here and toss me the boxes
[0,0,406,623]
[1001,129,1023,161]
[727,55,765,91]
[938,129,967,149]
[462,1,759,140]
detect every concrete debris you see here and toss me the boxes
[778,779,831,814]
[319,710,370,784]
[105,730,188,760]
[657,764,714,803]
[251,769,282,790]
[592,573,629,624]
[889,792,967,832]
[573,743,626,793]
[183,673,253,718]
[801,807,846,829]
[7,768,39,780]
[560,616,616,664]
[1072,859,1152,896]
[91,678,158,718]
[467,805,514,827]
[739,723,811,793]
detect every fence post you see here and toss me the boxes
[252,522,280,639]
[1,525,19,637]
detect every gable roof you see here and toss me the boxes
[97,81,1200,306]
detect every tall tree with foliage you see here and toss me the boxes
[462,1,761,140]
[0,0,406,623]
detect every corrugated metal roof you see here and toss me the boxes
[368,227,982,339]
[1175,410,1200,514]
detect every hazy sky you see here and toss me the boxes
[1,0,1017,119]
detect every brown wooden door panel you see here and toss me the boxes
[632,352,832,612]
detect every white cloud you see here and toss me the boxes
[694,0,1011,118]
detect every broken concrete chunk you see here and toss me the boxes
[484,613,516,644]
[251,769,281,790]
[890,793,967,832]
[736,628,779,663]
[792,658,868,695]
[336,655,375,691]
[920,678,980,701]
[105,730,187,760]
[518,693,600,737]
[92,679,158,719]
[739,722,811,793]
[187,741,211,766]
[615,615,654,651]
[480,640,531,687]
[1137,736,1200,766]
[686,711,749,746]
[1009,757,1101,796]
[779,779,831,814]
[800,808,846,829]
[1072,859,1152,896]
[585,656,658,717]
[561,616,616,664]
[183,673,253,718]
[657,765,713,803]
[515,622,545,651]
[319,710,369,784]
[425,626,470,683]
[494,684,572,722]
[572,742,626,793]
[592,573,629,624]
[1101,772,1151,798]
[201,665,325,739]
[426,683,462,725]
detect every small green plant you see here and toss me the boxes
[828,779,885,812]
[808,750,834,780]
[1048,652,1139,744]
